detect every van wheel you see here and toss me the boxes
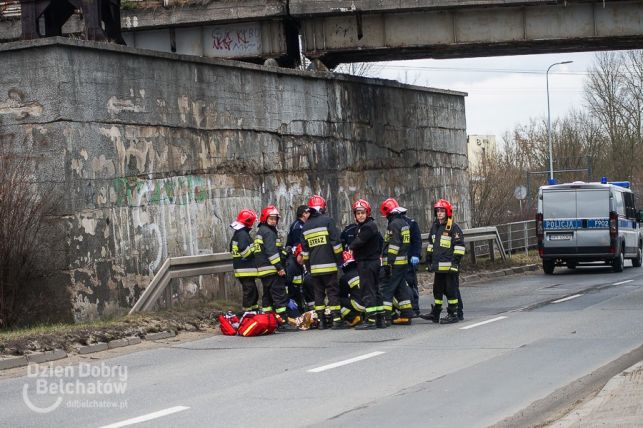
[612,250,625,273]
[632,247,642,268]
[543,260,555,275]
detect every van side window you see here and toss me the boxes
[624,192,636,219]
[612,191,625,217]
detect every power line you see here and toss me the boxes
[372,64,587,75]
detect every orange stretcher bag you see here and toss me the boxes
[237,312,278,337]
[218,312,240,336]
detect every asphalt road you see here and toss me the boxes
[1,263,643,428]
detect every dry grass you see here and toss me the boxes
[459,250,540,274]
[0,301,234,356]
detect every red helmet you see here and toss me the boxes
[308,195,326,212]
[260,205,281,223]
[236,209,257,228]
[352,199,371,217]
[379,198,399,217]
[293,243,303,258]
[434,199,453,218]
[342,250,355,267]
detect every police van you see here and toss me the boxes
[536,179,642,274]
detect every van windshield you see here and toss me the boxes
[543,191,576,218]
[577,190,609,218]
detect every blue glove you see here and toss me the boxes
[410,256,420,266]
[287,299,298,311]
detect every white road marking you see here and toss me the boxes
[99,406,190,428]
[459,316,507,330]
[552,294,583,304]
[613,279,634,286]
[308,351,386,373]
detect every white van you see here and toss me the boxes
[536,180,642,274]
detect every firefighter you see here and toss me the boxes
[397,207,423,317]
[338,251,365,327]
[348,199,385,330]
[300,195,346,329]
[286,205,310,251]
[229,209,259,312]
[340,221,359,250]
[255,205,295,331]
[285,243,315,317]
[379,198,414,326]
[421,199,466,324]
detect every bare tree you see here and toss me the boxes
[585,51,642,183]
[0,145,63,327]
[333,62,384,78]
[471,50,643,228]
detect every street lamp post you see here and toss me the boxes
[546,60,573,184]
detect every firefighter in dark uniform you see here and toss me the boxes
[338,251,365,327]
[340,222,359,250]
[255,205,295,331]
[379,198,414,326]
[286,205,310,252]
[398,207,422,317]
[421,199,466,324]
[285,243,315,316]
[301,195,346,329]
[229,209,259,312]
[349,199,385,330]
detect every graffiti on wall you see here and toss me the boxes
[111,175,213,275]
[204,23,262,57]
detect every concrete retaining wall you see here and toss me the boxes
[0,38,469,321]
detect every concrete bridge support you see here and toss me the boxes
[0,38,468,320]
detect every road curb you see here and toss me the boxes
[0,355,28,370]
[25,349,67,364]
[77,343,109,355]
[127,337,142,345]
[0,331,182,371]
[145,331,176,341]
[107,339,129,349]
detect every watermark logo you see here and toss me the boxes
[22,362,128,414]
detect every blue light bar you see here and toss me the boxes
[600,176,608,184]
[610,181,631,188]
[547,178,557,185]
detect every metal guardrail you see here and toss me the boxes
[496,220,537,257]
[128,253,233,314]
[421,226,507,264]
[131,225,508,314]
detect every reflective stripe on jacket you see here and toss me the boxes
[382,214,410,266]
[425,219,465,271]
[254,223,284,277]
[301,212,342,276]
[230,228,258,278]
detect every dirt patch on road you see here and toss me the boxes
[0,303,230,357]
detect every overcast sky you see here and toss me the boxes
[364,51,599,143]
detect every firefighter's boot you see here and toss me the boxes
[420,304,441,323]
[331,312,349,329]
[392,316,412,325]
[376,313,388,329]
[317,310,329,330]
[440,311,459,324]
[355,314,377,330]
[348,314,362,327]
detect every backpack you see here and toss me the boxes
[218,312,240,336]
[237,312,278,336]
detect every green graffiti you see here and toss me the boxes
[111,175,210,207]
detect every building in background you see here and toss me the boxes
[467,135,497,171]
